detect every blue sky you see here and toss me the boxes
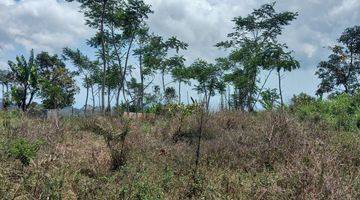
[0,0,360,108]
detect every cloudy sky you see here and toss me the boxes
[0,0,359,108]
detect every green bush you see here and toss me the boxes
[291,92,360,131]
[8,138,42,166]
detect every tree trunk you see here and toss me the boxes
[85,85,89,115]
[91,84,95,113]
[178,81,181,104]
[116,87,121,108]
[98,87,101,108]
[207,95,211,111]
[2,84,4,101]
[139,54,144,112]
[22,83,28,111]
[123,83,129,112]
[100,0,108,114]
[278,70,284,108]
[110,25,124,109]
[162,71,166,93]
[107,86,111,114]
[187,91,190,105]
[122,36,134,112]
[26,91,36,109]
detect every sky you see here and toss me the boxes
[0,0,360,108]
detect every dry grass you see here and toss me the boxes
[0,110,359,199]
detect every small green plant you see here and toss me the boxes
[8,138,42,166]
[145,104,163,115]
[162,166,174,191]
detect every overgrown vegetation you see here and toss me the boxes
[0,109,359,199]
[0,0,360,199]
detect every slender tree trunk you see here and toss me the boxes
[123,83,129,112]
[220,93,224,111]
[123,36,134,112]
[187,91,190,105]
[161,71,166,93]
[22,83,28,111]
[26,91,36,109]
[116,87,121,108]
[98,87,101,109]
[139,54,144,112]
[110,25,124,108]
[2,84,4,102]
[107,86,111,114]
[178,81,181,104]
[253,69,273,108]
[91,84,95,113]
[85,85,89,115]
[278,70,284,108]
[204,89,208,109]
[207,95,211,111]
[100,0,108,114]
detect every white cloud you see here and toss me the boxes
[302,44,317,58]
[0,0,359,105]
[330,0,360,16]
[145,0,254,62]
[0,0,90,53]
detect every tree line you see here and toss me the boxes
[0,1,359,113]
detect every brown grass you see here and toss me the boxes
[0,111,359,199]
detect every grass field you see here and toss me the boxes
[0,110,359,199]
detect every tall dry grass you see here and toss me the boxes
[0,110,359,199]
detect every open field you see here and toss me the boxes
[0,110,359,199]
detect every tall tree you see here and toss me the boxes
[63,48,98,113]
[36,52,79,109]
[8,50,39,111]
[216,2,298,111]
[261,43,299,106]
[316,26,360,96]
[111,0,153,111]
[170,56,189,104]
[66,0,115,112]
[67,0,153,113]
[188,59,225,110]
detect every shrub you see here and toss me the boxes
[291,92,360,131]
[83,118,130,171]
[8,138,42,166]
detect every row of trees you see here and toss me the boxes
[0,1,358,113]
[0,1,301,112]
[0,51,78,111]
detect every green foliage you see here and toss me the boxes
[161,166,174,191]
[8,138,42,166]
[216,2,298,111]
[188,59,225,109]
[8,49,39,111]
[316,26,360,96]
[166,103,198,117]
[134,175,164,200]
[164,87,177,104]
[260,88,280,110]
[37,52,79,109]
[145,104,163,114]
[292,92,360,131]
[290,92,316,109]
